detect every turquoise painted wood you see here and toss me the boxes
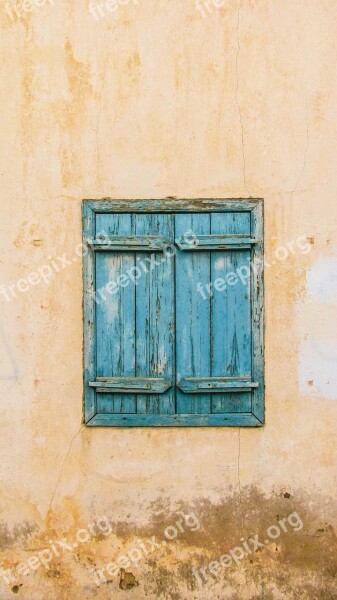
[83,199,262,212]
[134,214,175,415]
[176,234,258,250]
[95,213,136,413]
[178,377,258,393]
[251,202,264,422]
[82,199,264,427]
[175,214,211,414]
[82,203,96,422]
[210,212,252,414]
[86,413,262,427]
[89,235,169,251]
[89,377,172,393]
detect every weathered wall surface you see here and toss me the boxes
[1,0,337,598]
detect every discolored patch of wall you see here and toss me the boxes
[1,0,337,598]
[1,488,337,598]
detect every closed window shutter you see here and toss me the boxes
[93,213,175,416]
[175,213,253,415]
[83,201,264,427]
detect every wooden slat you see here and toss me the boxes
[89,235,169,251]
[251,202,265,422]
[89,377,172,393]
[176,234,258,250]
[84,199,262,213]
[87,413,263,427]
[82,203,96,422]
[135,214,175,415]
[175,214,211,414]
[178,377,258,393]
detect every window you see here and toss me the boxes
[83,199,264,426]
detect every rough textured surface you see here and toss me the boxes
[1,0,337,598]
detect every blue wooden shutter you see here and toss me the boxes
[176,213,254,414]
[89,213,175,420]
[83,200,264,426]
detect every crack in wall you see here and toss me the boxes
[47,425,82,517]
[237,428,244,534]
[291,93,310,198]
[95,39,109,192]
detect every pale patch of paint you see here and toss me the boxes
[306,256,337,302]
[299,339,337,401]
[0,321,19,381]
[156,346,167,374]
[215,257,225,270]
[298,257,337,400]
[34,437,46,446]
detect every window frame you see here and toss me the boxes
[82,198,264,427]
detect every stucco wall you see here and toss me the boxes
[1,0,337,598]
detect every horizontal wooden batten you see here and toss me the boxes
[176,234,258,250]
[86,413,263,427]
[88,235,169,251]
[178,377,259,393]
[83,199,263,213]
[89,377,172,394]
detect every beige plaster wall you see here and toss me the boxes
[1,0,337,597]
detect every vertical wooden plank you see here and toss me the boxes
[175,214,211,414]
[135,214,175,415]
[95,214,136,413]
[83,203,96,422]
[210,213,252,413]
[251,201,264,422]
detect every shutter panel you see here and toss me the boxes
[95,213,136,414]
[175,213,254,415]
[92,213,175,417]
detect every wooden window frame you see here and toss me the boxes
[82,198,264,427]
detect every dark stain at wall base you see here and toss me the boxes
[1,487,337,599]
[0,520,38,550]
[110,487,337,598]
